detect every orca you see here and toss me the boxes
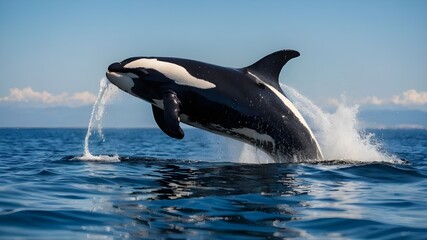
[106,50,323,162]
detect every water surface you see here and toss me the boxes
[0,128,426,239]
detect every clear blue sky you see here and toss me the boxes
[1,0,426,127]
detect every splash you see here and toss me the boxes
[78,78,120,162]
[233,84,400,164]
[223,139,274,164]
[281,84,400,163]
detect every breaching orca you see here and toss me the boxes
[106,50,323,162]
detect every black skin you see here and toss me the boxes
[107,50,323,162]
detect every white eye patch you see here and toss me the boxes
[124,58,216,89]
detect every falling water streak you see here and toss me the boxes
[83,78,109,156]
[80,78,119,161]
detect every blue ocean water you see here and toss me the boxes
[0,127,426,239]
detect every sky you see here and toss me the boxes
[0,0,426,127]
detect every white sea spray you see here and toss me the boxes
[281,84,400,163]
[231,84,400,164]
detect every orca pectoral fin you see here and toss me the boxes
[152,93,184,139]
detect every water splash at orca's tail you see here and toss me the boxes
[281,84,401,164]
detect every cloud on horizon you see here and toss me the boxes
[361,89,427,106]
[0,87,97,107]
[326,89,427,109]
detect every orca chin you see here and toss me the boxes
[105,71,124,85]
[106,50,324,162]
[105,71,135,94]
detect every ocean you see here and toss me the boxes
[0,128,426,239]
[1,80,426,239]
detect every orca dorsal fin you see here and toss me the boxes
[244,50,300,90]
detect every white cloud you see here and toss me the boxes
[0,87,97,107]
[69,91,97,105]
[325,89,427,108]
[390,89,427,105]
[360,96,386,105]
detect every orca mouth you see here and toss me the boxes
[106,62,129,85]
[106,71,123,79]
